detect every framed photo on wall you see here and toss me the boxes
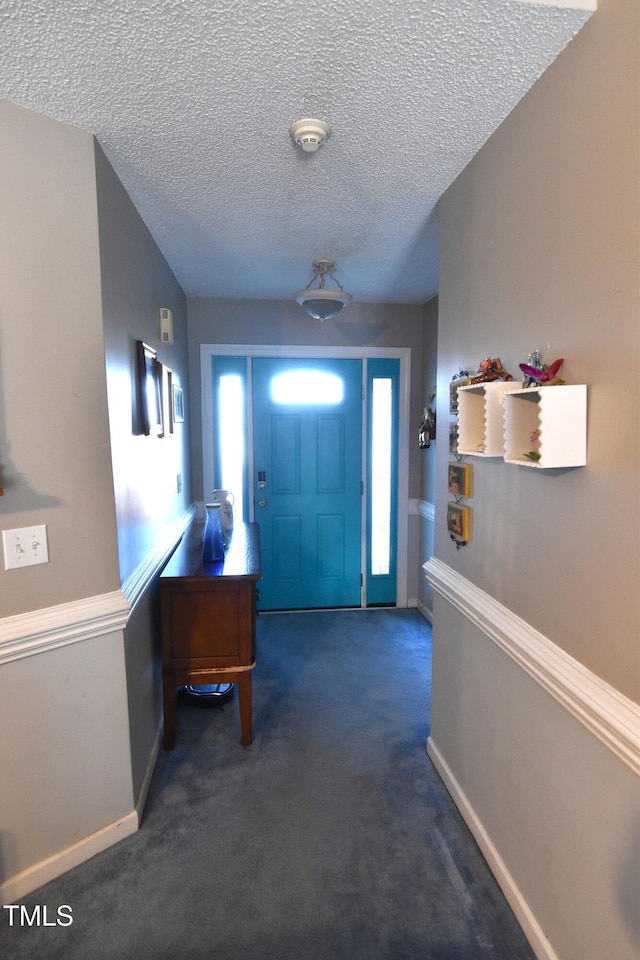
[136,340,163,437]
[448,462,472,498]
[164,366,174,435]
[447,501,471,541]
[172,383,184,423]
[448,420,459,455]
[449,378,461,415]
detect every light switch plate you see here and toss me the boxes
[2,524,49,570]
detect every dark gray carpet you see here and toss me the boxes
[1,609,535,959]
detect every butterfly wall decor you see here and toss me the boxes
[519,356,565,386]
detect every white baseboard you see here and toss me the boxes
[426,736,559,960]
[416,598,433,624]
[135,722,164,823]
[1,810,138,905]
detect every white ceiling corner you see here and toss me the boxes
[0,0,593,304]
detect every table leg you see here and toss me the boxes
[237,672,253,746]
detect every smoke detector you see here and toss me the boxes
[289,119,331,153]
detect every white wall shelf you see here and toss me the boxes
[503,384,587,468]
[457,381,515,457]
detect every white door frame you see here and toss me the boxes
[200,343,411,608]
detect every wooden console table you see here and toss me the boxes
[160,521,261,749]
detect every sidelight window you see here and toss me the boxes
[366,359,399,605]
[212,357,248,523]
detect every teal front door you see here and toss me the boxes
[252,357,363,610]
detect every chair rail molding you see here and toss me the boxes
[121,505,196,610]
[424,556,640,776]
[0,507,197,666]
[0,591,131,666]
[417,499,435,523]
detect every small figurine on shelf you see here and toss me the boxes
[523,428,542,463]
[466,357,513,385]
[519,353,565,387]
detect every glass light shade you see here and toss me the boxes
[296,288,352,321]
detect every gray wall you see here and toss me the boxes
[0,100,120,615]
[94,141,192,802]
[430,0,639,955]
[436,0,638,699]
[0,102,194,893]
[0,101,134,896]
[95,142,191,586]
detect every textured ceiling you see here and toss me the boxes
[1,0,592,304]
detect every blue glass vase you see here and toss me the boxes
[202,503,225,562]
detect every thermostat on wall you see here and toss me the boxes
[160,308,173,344]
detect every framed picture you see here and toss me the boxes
[172,384,184,423]
[449,371,470,414]
[448,462,472,498]
[449,379,459,415]
[448,420,459,455]
[136,341,163,437]
[164,367,174,435]
[447,502,471,541]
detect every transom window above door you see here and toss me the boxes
[270,369,344,405]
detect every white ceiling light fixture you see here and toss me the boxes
[289,118,331,153]
[296,260,352,321]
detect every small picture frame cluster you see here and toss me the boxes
[136,340,184,437]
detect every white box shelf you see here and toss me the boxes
[503,384,587,468]
[457,381,515,457]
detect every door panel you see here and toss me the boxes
[272,416,300,493]
[253,357,362,610]
[273,516,302,579]
[317,416,344,491]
